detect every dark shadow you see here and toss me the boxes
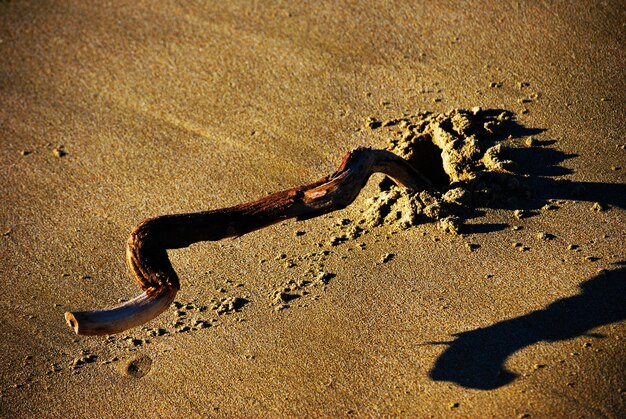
[408,139,451,188]
[463,223,510,234]
[503,140,626,210]
[532,178,626,210]
[427,109,626,232]
[428,264,626,390]
[506,146,576,177]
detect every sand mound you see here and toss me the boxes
[358,108,531,233]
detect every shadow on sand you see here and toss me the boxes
[428,263,626,390]
[423,111,625,389]
[453,109,625,223]
[494,139,626,211]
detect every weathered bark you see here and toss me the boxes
[65,147,430,335]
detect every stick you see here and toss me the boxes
[65,147,430,335]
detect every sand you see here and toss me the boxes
[1,1,625,417]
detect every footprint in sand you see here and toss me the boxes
[124,355,152,379]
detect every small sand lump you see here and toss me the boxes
[536,232,555,240]
[591,202,606,212]
[52,146,67,158]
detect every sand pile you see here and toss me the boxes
[357,108,532,234]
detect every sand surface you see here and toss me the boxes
[1,1,625,417]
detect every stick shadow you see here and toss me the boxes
[428,263,626,390]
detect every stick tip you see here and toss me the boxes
[64,311,80,334]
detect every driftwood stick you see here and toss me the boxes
[65,147,430,335]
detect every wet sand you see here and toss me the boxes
[1,1,625,416]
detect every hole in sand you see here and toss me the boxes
[379,136,450,191]
[406,137,450,189]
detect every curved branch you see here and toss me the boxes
[65,147,430,335]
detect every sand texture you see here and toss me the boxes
[1,1,625,417]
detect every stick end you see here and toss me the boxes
[64,311,80,335]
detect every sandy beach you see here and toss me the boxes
[1,1,624,416]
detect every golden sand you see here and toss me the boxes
[1,1,624,416]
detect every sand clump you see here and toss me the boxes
[357,108,531,233]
